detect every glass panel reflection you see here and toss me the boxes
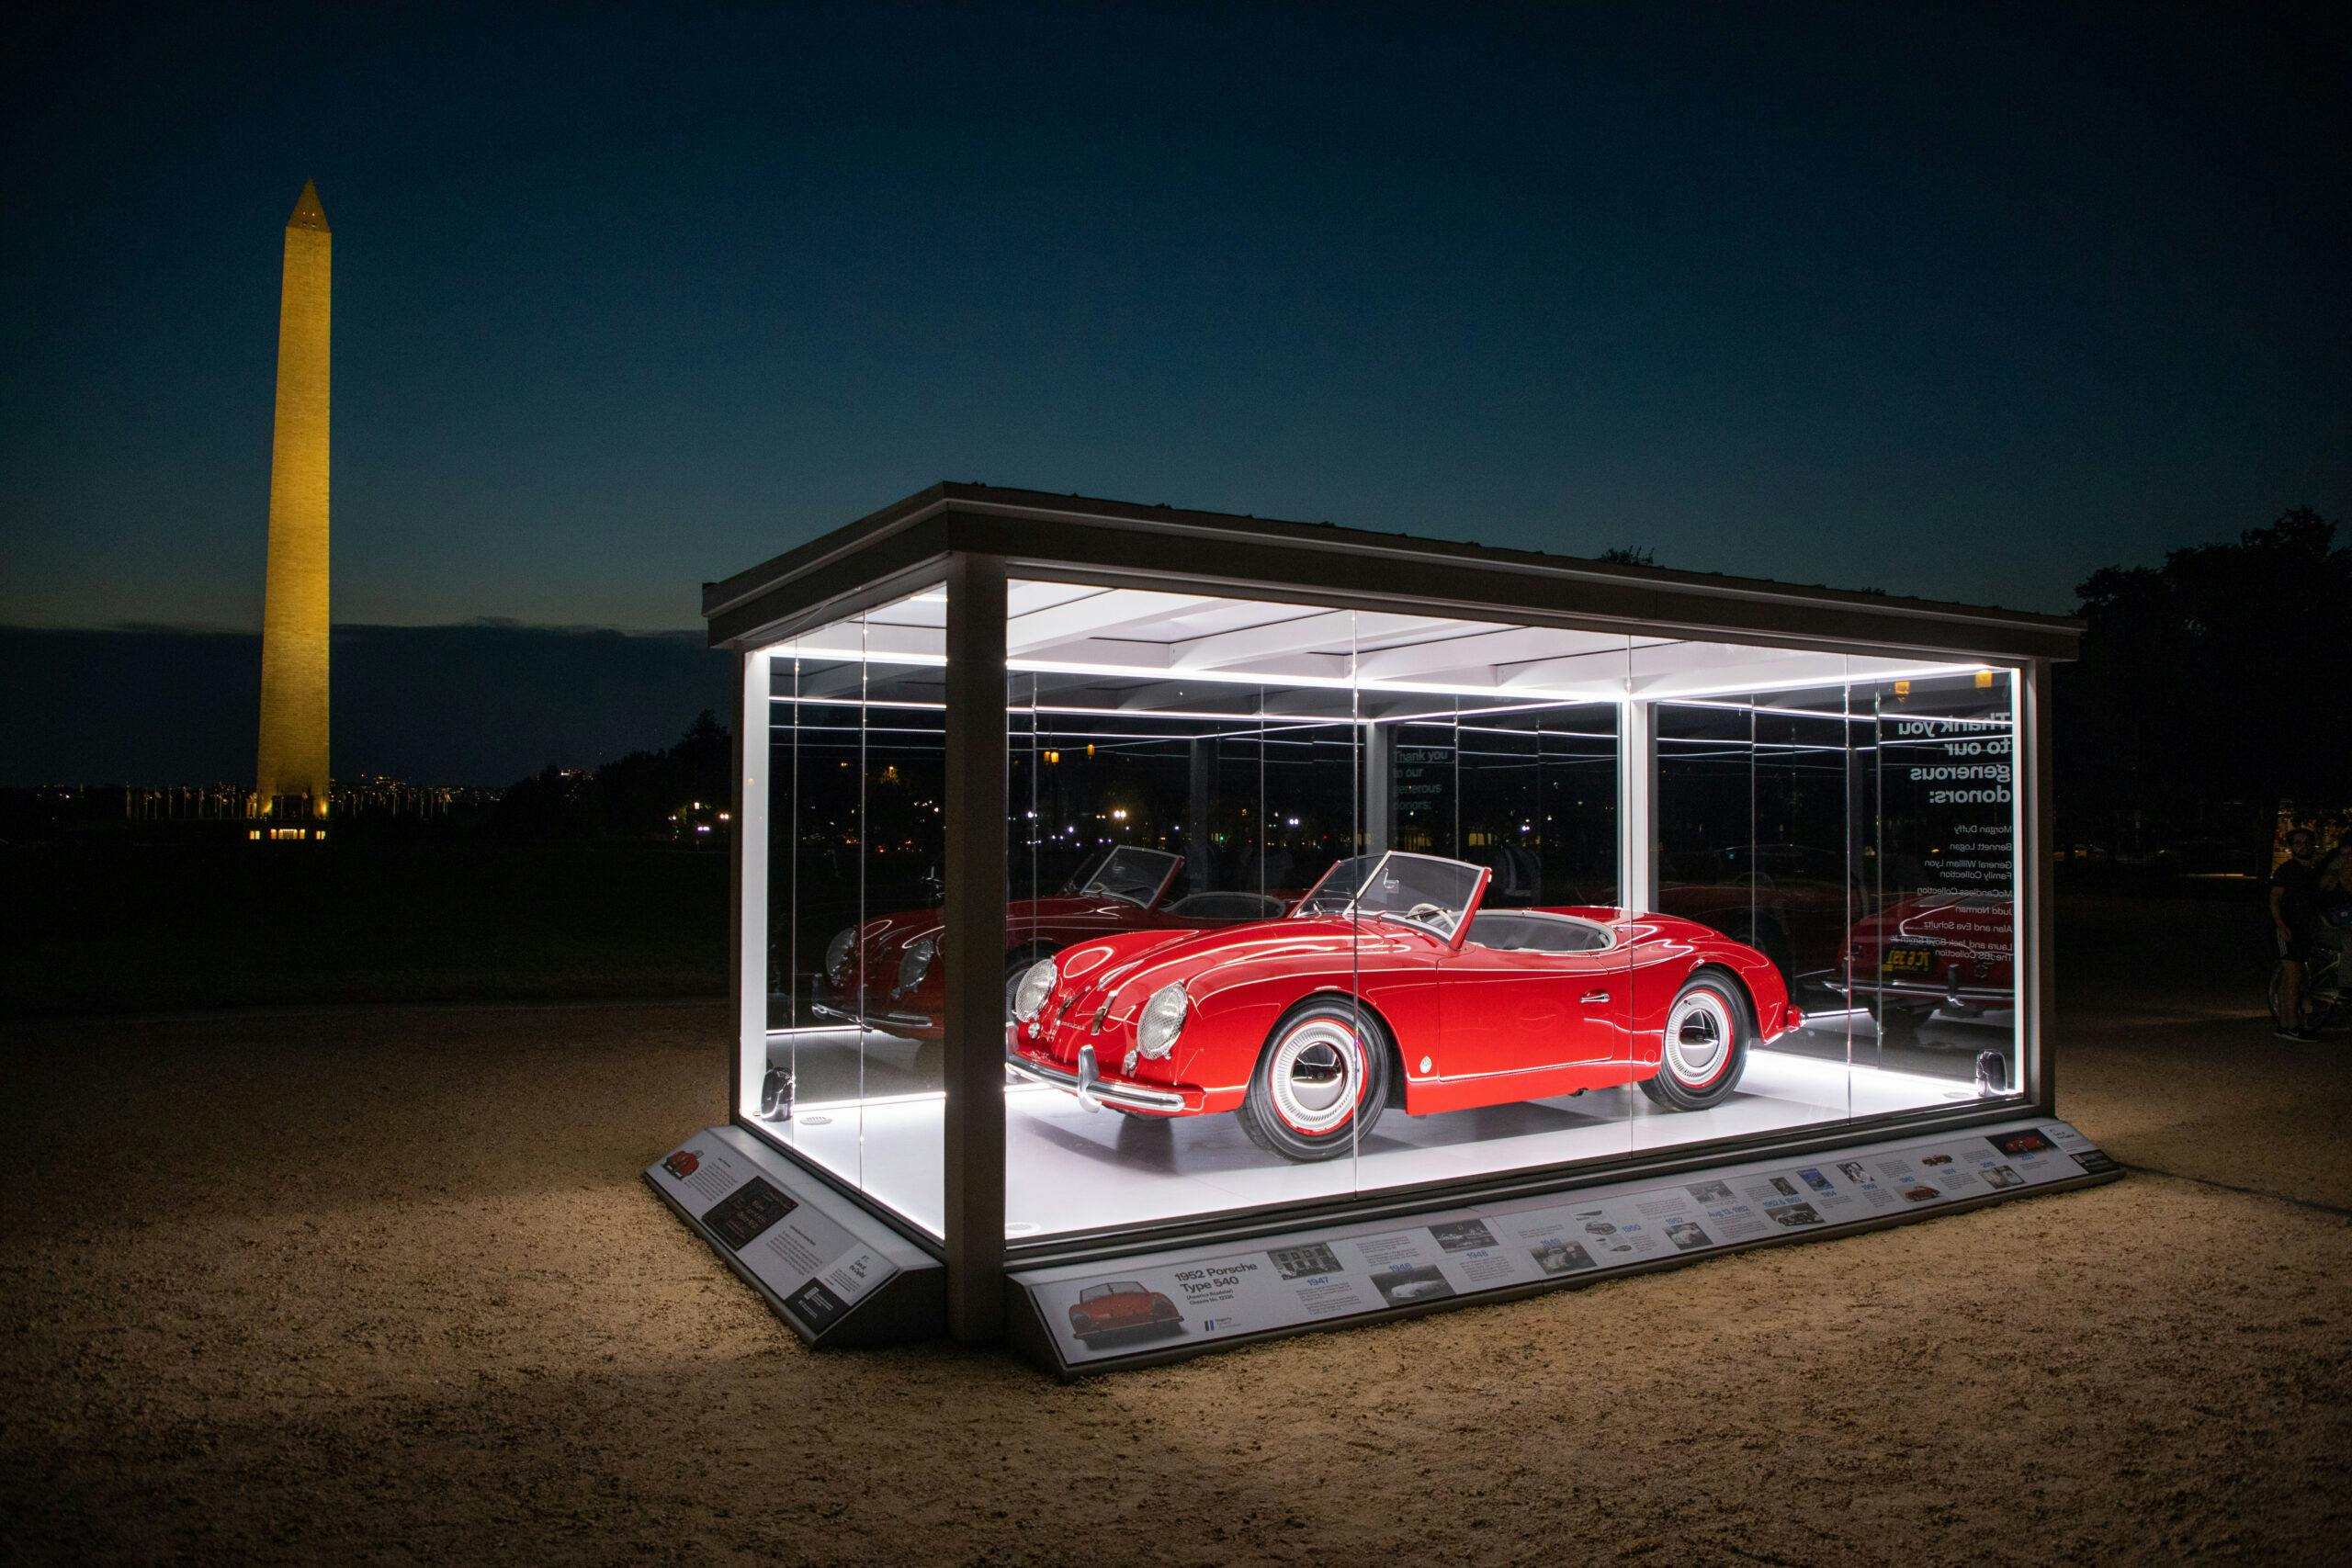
[746,592,949,1239]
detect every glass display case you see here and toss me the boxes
[704,485,2070,1342]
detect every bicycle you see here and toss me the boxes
[2269,908,2348,1033]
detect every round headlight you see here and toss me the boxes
[1012,958,1057,1021]
[1136,982,1187,1059]
[824,927,856,984]
[898,936,937,992]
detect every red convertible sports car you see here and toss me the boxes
[1067,1280,1185,1345]
[1006,852,1799,1162]
[812,846,1290,1038]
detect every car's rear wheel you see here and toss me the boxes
[1237,998,1391,1161]
[1640,971,1750,1111]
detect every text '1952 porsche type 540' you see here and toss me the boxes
[1006,852,1800,1161]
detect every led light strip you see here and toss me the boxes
[771,645,2002,711]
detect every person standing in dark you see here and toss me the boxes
[2271,828,2324,1040]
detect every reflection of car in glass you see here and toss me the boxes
[1657,844,1860,985]
[1839,892,2014,1037]
[1068,1280,1182,1344]
[1006,852,1799,1162]
[811,847,1292,1038]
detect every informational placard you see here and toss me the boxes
[645,1130,902,1340]
[1015,1118,2117,1373]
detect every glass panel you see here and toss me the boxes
[743,587,948,1239]
[1002,650,1374,1237]
[1641,656,2025,1161]
[1853,668,2021,1100]
[1000,589,1655,1244]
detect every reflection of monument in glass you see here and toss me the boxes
[253,180,332,835]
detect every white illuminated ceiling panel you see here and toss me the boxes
[763,582,1990,704]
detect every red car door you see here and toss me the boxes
[1425,910,1621,1112]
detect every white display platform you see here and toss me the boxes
[752,1023,2002,1242]
[1009,1117,2120,1376]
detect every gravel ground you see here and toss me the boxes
[4,933,2346,1564]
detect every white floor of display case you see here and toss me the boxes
[756,1018,2005,1241]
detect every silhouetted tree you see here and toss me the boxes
[2058,508,2349,859]
[1598,546,1657,567]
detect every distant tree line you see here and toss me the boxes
[2056,508,2348,861]
[492,710,732,842]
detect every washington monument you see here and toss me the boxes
[254,179,331,825]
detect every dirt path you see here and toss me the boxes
[3,976,2346,1564]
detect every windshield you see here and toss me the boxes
[1060,847,1180,908]
[1295,852,1485,938]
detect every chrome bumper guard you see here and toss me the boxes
[1005,1044,1186,1114]
[1833,973,2008,1009]
[811,1002,934,1029]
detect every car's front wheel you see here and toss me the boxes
[1640,971,1750,1111]
[1236,998,1391,1161]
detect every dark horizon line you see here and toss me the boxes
[3,618,707,638]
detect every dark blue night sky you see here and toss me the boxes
[5,2,2346,638]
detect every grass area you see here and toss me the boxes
[2,839,729,1015]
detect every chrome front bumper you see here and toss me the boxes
[1005,1044,1187,1114]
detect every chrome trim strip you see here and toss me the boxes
[1005,1051,1187,1112]
[810,1003,935,1028]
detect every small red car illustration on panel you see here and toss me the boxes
[811,847,1292,1038]
[1007,852,1798,1162]
[661,1149,699,1179]
[1068,1280,1184,1346]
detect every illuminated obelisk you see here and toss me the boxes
[254,180,332,828]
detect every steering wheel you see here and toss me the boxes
[1405,901,1453,932]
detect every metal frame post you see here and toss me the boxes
[942,553,1009,1340]
[1617,698,1656,913]
[2021,659,2055,1113]
[1188,739,1214,878]
[1363,721,1394,856]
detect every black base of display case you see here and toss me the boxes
[1006,1116,2120,1379]
[645,1124,944,1348]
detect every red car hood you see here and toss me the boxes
[1049,914,1420,995]
[1006,895,1162,926]
[1021,916,1429,1070]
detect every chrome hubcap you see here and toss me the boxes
[1664,991,1732,1086]
[1269,1019,1362,1134]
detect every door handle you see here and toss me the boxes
[1581,989,1611,1004]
